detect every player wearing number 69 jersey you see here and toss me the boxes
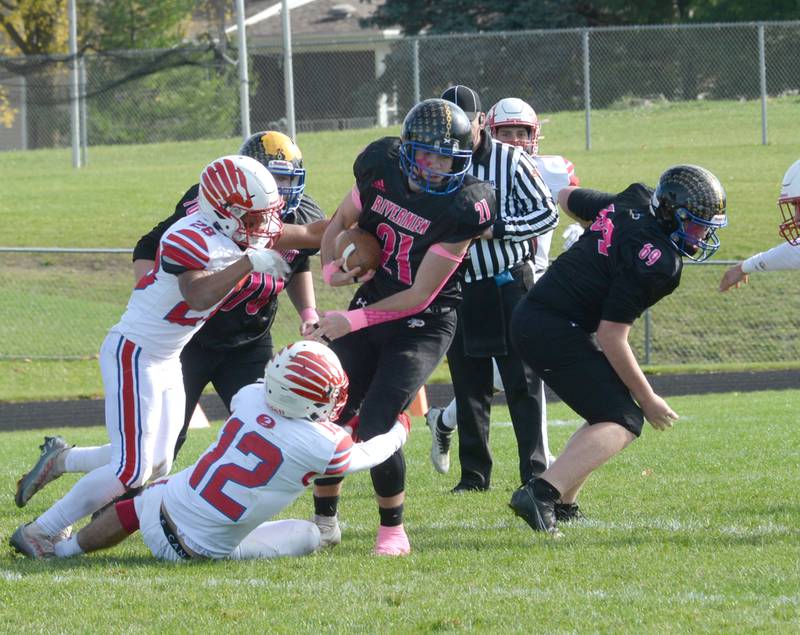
[10,155,290,560]
[308,98,497,556]
[49,342,411,562]
[508,166,728,535]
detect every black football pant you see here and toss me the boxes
[173,336,273,460]
[315,309,457,497]
[447,268,547,488]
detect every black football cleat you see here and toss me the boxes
[509,483,559,534]
[554,502,586,523]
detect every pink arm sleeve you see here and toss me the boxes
[330,244,465,332]
[350,185,362,211]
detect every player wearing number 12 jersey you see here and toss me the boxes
[11,155,290,559]
[508,166,728,535]
[309,98,497,555]
[47,342,412,562]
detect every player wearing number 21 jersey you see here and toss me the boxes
[10,156,291,560]
[309,99,497,556]
[49,342,412,561]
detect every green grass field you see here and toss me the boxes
[1,391,799,632]
[2,97,800,401]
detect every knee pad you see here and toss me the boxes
[370,450,405,497]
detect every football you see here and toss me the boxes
[334,227,382,274]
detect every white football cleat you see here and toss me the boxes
[9,522,56,559]
[15,435,70,508]
[426,407,452,474]
[312,514,341,548]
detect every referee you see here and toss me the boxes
[436,85,559,492]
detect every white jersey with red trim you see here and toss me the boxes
[161,383,355,558]
[113,214,243,359]
[532,155,580,274]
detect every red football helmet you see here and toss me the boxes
[198,155,284,249]
[265,341,349,422]
[486,97,540,156]
[778,159,800,245]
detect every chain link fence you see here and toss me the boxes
[1,248,797,366]
[1,21,799,151]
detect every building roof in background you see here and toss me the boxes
[228,0,398,41]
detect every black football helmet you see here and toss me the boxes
[652,165,727,262]
[239,131,305,218]
[399,98,473,195]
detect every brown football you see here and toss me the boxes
[334,227,382,274]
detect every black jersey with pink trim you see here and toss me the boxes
[352,137,497,309]
[133,184,324,350]
[527,183,682,331]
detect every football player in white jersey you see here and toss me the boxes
[719,159,800,291]
[425,97,581,519]
[43,342,411,562]
[11,155,292,559]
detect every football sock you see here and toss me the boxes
[64,445,112,473]
[36,464,126,536]
[314,495,339,517]
[441,400,457,430]
[532,477,561,502]
[54,536,84,558]
[378,504,404,527]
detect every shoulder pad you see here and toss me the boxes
[354,137,400,185]
[615,183,654,213]
[293,194,325,224]
[450,179,497,229]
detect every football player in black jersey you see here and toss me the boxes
[308,99,498,555]
[508,165,728,534]
[133,131,328,459]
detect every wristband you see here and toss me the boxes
[299,307,319,323]
[322,261,340,285]
[343,308,368,332]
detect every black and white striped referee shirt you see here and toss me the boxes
[464,131,558,282]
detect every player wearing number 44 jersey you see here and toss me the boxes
[10,155,292,559]
[509,165,728,535]
[308,98,497,555]
[41,343,412,562]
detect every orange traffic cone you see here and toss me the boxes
[407,386,429,417]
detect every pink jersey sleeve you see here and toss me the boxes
[331,244,464,333]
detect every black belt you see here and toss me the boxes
[159,504,198,561]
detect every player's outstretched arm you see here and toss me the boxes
[596,319,678,431]
[276,219,330,250]
[344,415,411,474]
[719,262,748,292]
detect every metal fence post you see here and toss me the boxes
[758,23,768,146]
[79,57,88,166]
[583,29,591,151]
[412,38,421,105]
[68,0,81,168]
[236,0,252,140]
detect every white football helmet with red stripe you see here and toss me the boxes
[198,155,284,249]
[778,159,800,245]
[486,97,540,156]
[265,341,349,422]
